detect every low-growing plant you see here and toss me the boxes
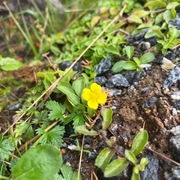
[112,46,155,72]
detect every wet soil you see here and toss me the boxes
[60,65,180,179]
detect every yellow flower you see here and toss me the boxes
[82,83,107,110]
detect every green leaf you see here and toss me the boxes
[139,158,149,171]
[45,100,65,121]
[59,164,82,180]
[140,52,155,64]
[57,82,80,105]
[75,125,99,136]
[124,46,134,59]
[39,126,65,148]
[12,145,62,180]
[144,0,166,10]
[112,61,127,73]
[128,15,142,24]
[123,61,137,70]
[95,148,115,171]
[101,108,113,130]
[0,138,15,160]
[72,78,84,97]
[0,57,23,71]
[104,158,129,177]
[14,121,30,137]
[130,130,148,156]
[166,2,180,10]
[131,169,140,180]
[125,150,137,165]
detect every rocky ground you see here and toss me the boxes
[0,1,180,180]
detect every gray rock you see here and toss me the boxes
[174,101,180,110]
[95,57,112,75]
[170,126,180,136]
[140,154,159,180]
[169,18,180,30]
[163,66,180,89]
[164,166,180,180]
[106,74,130,88]
[94,76,107,86]
[169,135,180,162]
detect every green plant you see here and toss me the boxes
[76,107,149,179]
[112,46,155,72]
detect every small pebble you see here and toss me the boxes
[164,166,180,180]
[162,66,180,89]
[169,134,180,162]
[94,57,112,75]
[106,74,130,88]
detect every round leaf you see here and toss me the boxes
[12,145,62,180]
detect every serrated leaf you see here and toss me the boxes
[57,82,80,105]
[72,78,84,97]
[101,108,113,130]
[45,100,65,121]
[39,126,65,148]
[104,158,129,177]
[59,164,82,180]
[130,130,148,156]
[125,150,137,165]
[0,57,23,71]
[14,121,30,137]
[12,145,62,180]
[95,148,115,171]
[75,125,98,136]
[140,52,155,64]
[0,138,15,160]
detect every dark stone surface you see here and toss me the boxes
[106,74,130,88]
[164,166,180,180]
[174,101,180,110]
[140,154,159,180]
[95,57,112,75]
[169,134,180,162]
[124,71,142,85]
[169,18,180,30]
[162,66,180,89]
[94,76,107,86]
[59,60,82,71]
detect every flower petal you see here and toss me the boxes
[88,99,98,110]
[82,88,92,101]
[90,83,101,94]
[97,92,107,104]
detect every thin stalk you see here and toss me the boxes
[3,2,38,58]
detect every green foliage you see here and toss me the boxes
[112,52,155,73]
[95,130,149,178]
[58,164,82,180]
[75,125,99,136]
[45,100,65,121]
[12,145,62,180]
[0,136,15,161]
[101,108,113,130]
[0,57,23,71]
[130,130,148,156]
[95,147,115,171]
[104,158,129,178]
[37,126,65,148]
